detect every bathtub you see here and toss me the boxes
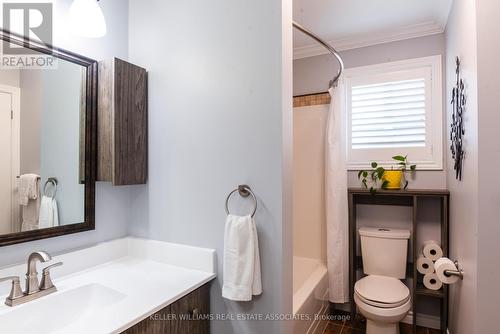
[293,256,329,334]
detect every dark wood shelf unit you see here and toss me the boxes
[416,283,445,299]
[348,188,450,334]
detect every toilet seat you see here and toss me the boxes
[355,275,410,309]
[355,290,409,308]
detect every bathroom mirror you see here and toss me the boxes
[0,29,97,246]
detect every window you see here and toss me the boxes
[345,56,443,170]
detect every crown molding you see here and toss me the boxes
[293,21,444,60]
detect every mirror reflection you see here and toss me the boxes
[0,49,86,235]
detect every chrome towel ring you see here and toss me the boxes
[43,177,58,198]
[225,185,257,218]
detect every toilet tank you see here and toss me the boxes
[359,227,410,279]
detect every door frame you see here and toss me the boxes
[0,84,21,232]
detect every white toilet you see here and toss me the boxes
[354,227,411,334]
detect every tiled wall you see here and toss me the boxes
[293,92,330,107]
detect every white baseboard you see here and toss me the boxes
[402,311,440,330]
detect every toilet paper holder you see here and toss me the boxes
[443,260,464,280]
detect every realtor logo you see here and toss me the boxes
[2,2,53,54]
[1,3,56,68]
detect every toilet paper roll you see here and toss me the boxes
[422,240,443,261]
[417,256,435,274]
[435,257,460,284]
[423,272,443,290]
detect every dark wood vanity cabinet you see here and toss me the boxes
[122,283,210,334]
[98,57,148,186]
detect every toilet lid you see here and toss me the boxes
[355,290,410,308]
[355,275,410,306]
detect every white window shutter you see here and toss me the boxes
[351,78,426,149]
[345,56,443,170]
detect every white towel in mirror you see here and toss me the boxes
[18,174,40,206]
[38,196,59,229]
[19,174,40,231]
[21,200,40,231]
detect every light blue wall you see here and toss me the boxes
[0,0,131,267]
[128,0,288,333]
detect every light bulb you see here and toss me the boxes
[68,0,107,38]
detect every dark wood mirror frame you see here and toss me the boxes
[0,29,97,246]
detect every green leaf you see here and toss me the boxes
[376,167,385,179]
[363,171,368,178]
[410,165,416,171]
[358,170,364,179]
[404,180,409,189]
[362,179,368,188]
[371,162,378,168]
[392,155,406,162]
[369,186,376,194]
[381,180,389,189]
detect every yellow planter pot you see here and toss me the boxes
[382,170,403,190]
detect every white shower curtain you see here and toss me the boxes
[325,81,349,303]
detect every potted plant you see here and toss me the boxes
[358,155,416,193]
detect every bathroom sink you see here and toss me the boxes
[0,283,126,334]
[0,238,216,334]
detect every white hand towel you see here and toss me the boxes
[222,215,262,301]
[38,196,59,229]
[21,199,39,231]
[18,174,40,206]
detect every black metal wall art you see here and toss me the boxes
[450,57,466,180]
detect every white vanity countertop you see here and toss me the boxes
[0,237,216,334]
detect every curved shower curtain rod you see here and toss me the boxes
[293,21,344,88]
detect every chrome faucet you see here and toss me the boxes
[26,251,51,294]
[0,251,63,307]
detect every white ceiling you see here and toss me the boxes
[293,0,453,58]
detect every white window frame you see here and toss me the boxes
[344,55,443,170]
